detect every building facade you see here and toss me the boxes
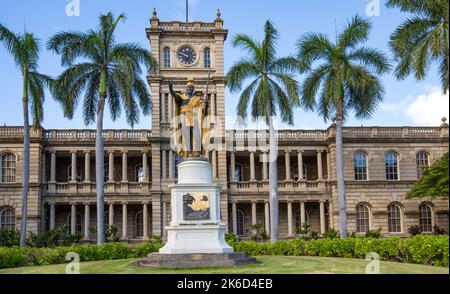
[0,11,448,241]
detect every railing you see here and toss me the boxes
[231,180,327,192]
[43,130,151,142]
[157,21,216,31]
[47,182,148,194]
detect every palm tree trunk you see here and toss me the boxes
[335,102,347,239]
[96,95,106,245]
[268,113,279,243]
[20,76,29,248]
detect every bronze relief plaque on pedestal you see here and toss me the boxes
[183,192,210,220]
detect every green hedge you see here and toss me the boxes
[0,239,164,269]
[231,235,449,267]
[0,235,447,270]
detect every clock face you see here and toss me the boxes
[177,46,197,65]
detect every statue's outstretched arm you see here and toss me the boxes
[169,80,182,104]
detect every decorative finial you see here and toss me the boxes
[441,117,448,126]
[216,9,221,19]
[152,8,157,18]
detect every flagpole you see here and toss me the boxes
[186,0,189,22]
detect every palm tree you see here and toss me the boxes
[296,16,390,238]
[48,12,156,245]
[226,21,300,243]
[387,0,449,93]
[0,25,52,248]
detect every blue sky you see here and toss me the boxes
[0,0,448,130]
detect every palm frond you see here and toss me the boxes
[226,59,260,92]
[338,15,371,49]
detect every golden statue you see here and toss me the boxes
[169,74,210,157]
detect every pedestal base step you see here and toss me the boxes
[133,253,259,268]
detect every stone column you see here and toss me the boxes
[143,202,149,240]
[326,151,331,180]
[300,201,306,227]
[70,204,76,235]
[264,201,270,234]
[211,93,216,116]
[142,152,148,182]
[50,151,56,182]
[169,150,174,179]
[108,151,114,182]
[122,203,128,239]
[320,201,326,234]
[162,201,167,239]
[162,150,167,179]
[84,203,90,240]
[161,92,166,122]
[285,150,291,181]
[251,201,257,225]
[71,151,77,182]
[297,151,304,180]
[232,201,237,234]
[317,151,323,180]
[109,203,114,226]
[287,201,293,236]
[49,203,55,230]
[212,150,217,179]
[250,151,255,181]
[263,152,268,181]
[84,151,90,182]
[122,151,128,182]
[230,151,236,181]
[168,93,173,122]
[329,201,334,228]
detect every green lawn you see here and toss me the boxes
[0,256,448,274]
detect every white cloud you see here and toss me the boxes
[406,89,449,126]
[380,88,449,126]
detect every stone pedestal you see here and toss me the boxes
[159,158,233,254]
[136,158,256,268]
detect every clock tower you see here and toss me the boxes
[146,9,228,237]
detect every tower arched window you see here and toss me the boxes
[204,48,211,68]
[135,211,144,238]
[163,47,171,68]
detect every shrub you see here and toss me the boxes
[323,229,340,239]
[225,232,237,244]
[130,238,164,258]
[408,225,421,236]
[365,228,382,239]
[27,227,63,248]
[0,229,20,247]
[433,225,447,235]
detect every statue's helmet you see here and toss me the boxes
[186,77,195,95]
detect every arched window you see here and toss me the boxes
[1,153,16,183]
[163,47,171,68]
[416,151,430,179]
[388,204,402,233]
[354,152,368,181]
[356,204,371,233]
[0,206,15,230]
[66,212,82,233]
[295,209,310,228]
[385,152,399,181]
[67,164,82,182]
[419,204,433,233]
[236,210,245,236]
[135,211,144,238]
[204,48,211,68]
